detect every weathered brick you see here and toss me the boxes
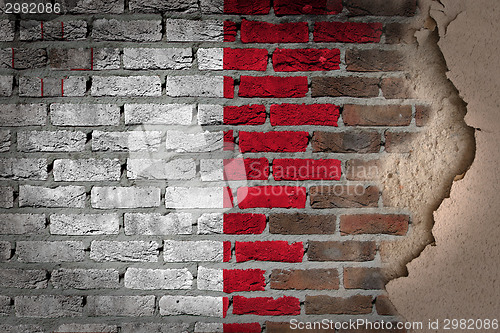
[197,266,223,291]
[125,213,192,235]
[164,240,224,262]
[201,159,224,181]
[121,323,189,333]
[125,104,193,125]
[241,20,308,43]
[312,131,381,153]
[17,241,84,263]
[92,19,161,41]
[159,296,224,317]
[90,241,159,262]
[346,49,406,72]
[308,241,376,261]
[53,158,121,181]
[198,213,223,234]
[343,105,412,126]
[91,187,160,209]
[51,269,120,289]
[123,48,192,69]
[385,131,418,153]
[20,20,86,41]
[15,295,83,318]
[129,0,198,13]
[238,186,307,209]
[17,131,86,152]
[62,0,124,14]
[340,214,410,235]
[0,20,14,41]
[166,130,223,152]
[233,296,300,316]
[199,0,223,13]
[0,214,45,234]
[346,159,381,181]
[19,76,86,97]
[0,269,48,289]
[91,76,162,97]
[311,76,380,98]
[386,23,417,44]
[198,104,223,125]
[1,48,47,69]
[0,295,11,315]
[125,268,193,290]
[381,77,415,99]
[224,48,268,71]
[87,296,155,317]
[375,295,399,315]
[166,19,224,42]
[273,159,341,180]
[0,75,12,96]
[305,295,373,315]
[224,269,266,293]
[345,0,417,16]
[92,131,162,152]
[50,104,119,126]
[0,130,9,152]
[235,241,304,262]
[239,76,308,98]
[344,267,385,289]
[314,22,383,43]
[50,214,119,235]
[0,242,10,261]
[269,213,335,234]
[273,48,339,72]
[239,131,308,153]
[0,187,13,208]
[19,185,85,208]
[54,324,118,333]
[270,269,339,290]
[310,185,379,208]
[416,105,432,127]
[198,48,223,70]
[0,104,46,126]
[167,75,223,97]
[127,158,195,180]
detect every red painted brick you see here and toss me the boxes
[239,76,308,98]
[270,103,340,126]
[239,131,309,153]
[223,269,266,293]
[224,0,270,14]
[340,214,410,235]
[224,130,234,151]
[224,241,232,262]
[224,323,261,333]
[224,21,237,42]
[273,159,341,181]
[314,22,383,43]
[224,48,268,71]
[224,105,266,125]
[223,297,229,318]
[233,296,300,316]
[273,48,340,71]
[241,20,308,43]
[224,187,234,208]
[235,241,304,263]
[224,76,234,99]
[274,0,342,15]
[224,158,269,181]
[237,186,307,209]
[224,213,267,234]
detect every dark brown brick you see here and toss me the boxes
[340,214,410,235]
[311,76,379,98]
[385,131,418,153]
[346,159,381,181]
[310,185,379,208]
[345,0,417,16]
[269,213,335,234]
[305,295,373,315]
[270,269,339,290]
[386,23,417,44]
[308,241,376,261]
[312,131,381,153]
[416,105,431,127]
[346,49,406,72]
[267,321,332,333]
[343,105,412,126]
[376,295,399,316]
[344,267,386,289]
[49,48,92,70]
[381,77,414,99]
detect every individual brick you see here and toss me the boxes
[124,268,193,290]
[224,158,269,180]
[0,20,14,41]
[0,269,48,289]
[223,269,266,293]
[198,104,223,125]
[305,295,373,315]
[386,23,417,44]
[270,103,339,126]
[235,241,303,262]
[17,131,86,152]
[0,187,12,208]
[125,104,193,125]
[54,324,118,333]
[125,213,192,235]
[91,76,162,97]
[308,241,376,261]
[53,159,121,181]
[345,0,417,16]
[0,75,13,96]
[50,104,119,126]
[381,77,415,99]
[129,0,198,13]
[197,48,223,71]
[312,131,381,153]
[0,104,46,126]
[416,105,432,127]
[167,76,224,97]
[274,0,342,14]
[166,19,224,42]
[199,0,223,13]
[164,240,224,262]
[224,105,266,125]
[0,130,9,152]
[123,48,192,70]
[385,131,418,153]
[241,20,308,43]
[92,19,161,41]
[273,159,342,180]
[49,48,120,70]
[92,131,162,152]
[0,242,10,261]
[310,185,379,208]
[270,269,339,290]
[127,159,196,180]
[239,131,309,153]
[50,214,119,235]
[273,48,340,71]
[340,214,410,235]
[1,48,47,69]
[159,296,225,317]
[224,21,237,42]
[344,267,385,289]
[20,20,87,41]
[19,76,86,97]
[51,269,120,289]
[375,295,399,315]
[91,187,160,209]
[166,130,223,152]
[0,295,11,315]
[197,266,223,291]
[237,186,307,209]
[343,105,412,126]
[239,76,308,98]
[224,213,267,234]
[19,185,85,208]
[346,49,406,72]
[269,213,335,235]
[90,241,159,262]
[122,323,189,333]
[224,48,268,71]
[87,296,155,317]
[0,214,45,234]
[346,159,381,181]
[232,296,300,316]
[314,22,383,43]
[16,241,84,263]
[200,159,224,181]
[165,187,227,209]
[198,213,223,234]
[62,0,124,13]
[311,77,380,98]
[224,0,270,14]
[15,295,83,318]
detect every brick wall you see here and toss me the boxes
[0,0,424,332]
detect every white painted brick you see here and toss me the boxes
[195,323,223,332]
[201,159,224,181]
[51,269,120,289]
[87,296,155,317]
[166,130,223,152]
[198,213,223,234]
[50,214,119,235]
[0,242,10,261]
[0,20,15,41]
[159,296,223,317]
[0,130,10,152]
[92,131,163,152]
[91,186,160,209]
[19,76,86,97]
[166,19,223,42]
[54,324,118,333]
[124,48,192,69]
[125,103,193,125]
[129,0,198,13]
[197,48,223,70]
[165,187,224,209]
[91,76,162,97]
[90,241,159,262]
[164,240,223,262]
[0,104,46,126]
[0,187,13,208]
[0,214,45,235]
[93,48,121,70]
[197,266,223,291]
[124,213,192,235]
[17,131,86,152]
[121,323,189,333]
[0,295,12,315]
[127,159,195,180]
[19,185,86,208]
[124,268,193,290]
[0,75,13,96]
[15,295,83,318]
[0,269,48,289]
[0,158,47,180]
[167,75,223,97]
[92,19,161,41]
[50,104,119,126]
[0,325,43,333]
[198,104,223,125]
[53,158,121,182]
[20,20,86,41]
[17,241,84,263]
